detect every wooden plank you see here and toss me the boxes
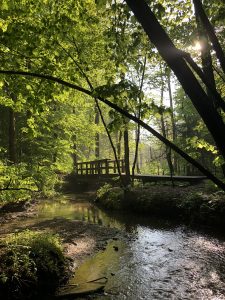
[74,173,207,183]
[105,160,109,175]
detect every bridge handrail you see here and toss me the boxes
[74,159,125,175]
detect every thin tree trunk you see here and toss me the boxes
[94,105,100,159]
[116,130,122,160]
[8,108,16,163]
[72,108,78,169]
[132,55,146,181]
[194,8,225,177]
[95,99,125,187]
[167,72,176,141]
[123,126,131,185]
[160,75,174,181]
[167,71,177,174]
[195,5,217,104]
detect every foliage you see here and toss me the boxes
[96,184,225,227]
[0,0,224,195]
[96,183,124,209]
[0,160,61,203]
[0,230,68,299]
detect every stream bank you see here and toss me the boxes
[96,183,225,229]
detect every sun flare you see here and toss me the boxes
[193,41,202,51]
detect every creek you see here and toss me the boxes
[1,194,225,299]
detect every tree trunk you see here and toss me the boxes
[72,138,77,169]
[132,55,146,180]
[116,130,122,160]
[8,108,16,163]
[167,71,177,174]
[125,0,225,161]
[94,104,100,159]
[160,78,174,177]
[123,127,131,185]
[95,99,125,187]
[192,0,225,75]
[195,5,217,102]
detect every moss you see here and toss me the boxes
[0,230,69,299]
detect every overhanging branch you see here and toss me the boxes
[0,69,225,190]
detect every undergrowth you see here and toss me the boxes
[0,230,69,299]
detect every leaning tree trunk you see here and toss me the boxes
[192,0,225,75]
[194,4,217,103]
[132,55,147,181]
[125,0,225,162]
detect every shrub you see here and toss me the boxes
[96,184,124,209]
[0,230,68,299]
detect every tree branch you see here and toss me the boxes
[0,69,225,190]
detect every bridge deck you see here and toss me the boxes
[75,173,207,183]
[74,159,207,183]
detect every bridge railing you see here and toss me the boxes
[74,159,125,175]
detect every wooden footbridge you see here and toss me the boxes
[74,159,207,184]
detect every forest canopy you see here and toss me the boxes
[0,0,225,197]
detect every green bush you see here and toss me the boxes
[0,230,68,299]
[96,184,124,209]
[0,161,61,205]
[96,183,113,199]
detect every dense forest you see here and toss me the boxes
[0,0,225,199]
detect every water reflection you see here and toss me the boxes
[36,195,143,232]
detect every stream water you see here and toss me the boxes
[1,194,225,299]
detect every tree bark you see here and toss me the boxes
[132,55,146,180]
[95,99,125,187]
